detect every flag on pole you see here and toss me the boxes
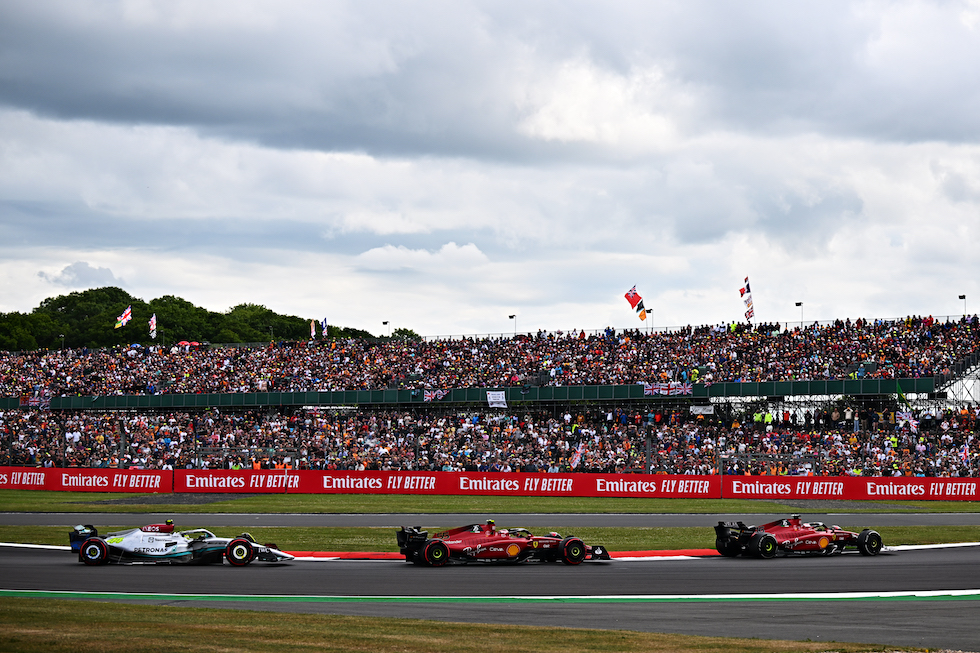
[114,306,132,329]
[626,287,652,322]
[321,318,328,337]
[625,286,641,309]
[149,314,157,339]
[310,320,316,338]
[896,381,911,409]
[739,277,754,322]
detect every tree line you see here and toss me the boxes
[0,287,386,351]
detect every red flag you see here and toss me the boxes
[625,285,642,309]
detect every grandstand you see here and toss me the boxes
[1,314,978,477]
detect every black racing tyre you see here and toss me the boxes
[560,537,587,565]
[422,539,449,567]
[715,538,742,557]
[225,538,254,566]
[749,532,778,559]
[80,538,109,566]
[758,533,778,559]
[857,529,883,556]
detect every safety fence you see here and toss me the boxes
[0,467,975,500]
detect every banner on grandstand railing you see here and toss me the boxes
[487,391,507,408]
[18,394,50,409]
[690,405,714,415]
[642,382,693,396]
[0,467,171,492]
[424,389,449,402]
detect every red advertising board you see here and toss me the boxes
[0,467,172,493]
[2,466,977,500]
[171,470,721,499]
[722,475,978,501]
[174,469,298,493]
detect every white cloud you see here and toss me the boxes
[37,261,124,288]
[355,242,489,272]
[515,59,692,152]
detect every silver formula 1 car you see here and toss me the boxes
[69,521,294,566]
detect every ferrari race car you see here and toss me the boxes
[714,514,883,558]
[69,521,294,566]
[397,519,611,566]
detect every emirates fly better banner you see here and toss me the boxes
[172,470,720,498]
[0,467,171,492]
[1,467,976,500]
[722,475,978,500]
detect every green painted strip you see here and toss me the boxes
[2,589,979,603]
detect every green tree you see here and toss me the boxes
[0,287,379,351]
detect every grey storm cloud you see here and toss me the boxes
[3,1,980,162]
[0,1,977,332]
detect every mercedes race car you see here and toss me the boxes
[397,519,611,566]
[714,514,883,558]
[69,521,294,566]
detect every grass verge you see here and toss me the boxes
[0,597,917,653]
[2,489,979,513]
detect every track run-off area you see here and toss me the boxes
[2,512,980,650]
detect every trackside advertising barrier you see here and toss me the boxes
[172,470,721,499]
[1,467,976,500]
[722,476,978,501]
[0,467,171,493]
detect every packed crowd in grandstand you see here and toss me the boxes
[1,314,978,397]
[2,403,976,477]
[1,314,977,477]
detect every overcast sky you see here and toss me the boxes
[1,1,978,337]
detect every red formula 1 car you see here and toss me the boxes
[714,514,883,558]
[397,520,611,566]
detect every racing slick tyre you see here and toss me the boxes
[715,538,742,557]
[560,537,587,565]
[225,538,255,566]
[79,538,109,565]
[422,539,449,567]
[749,532,778,559]
[857,529,883,556]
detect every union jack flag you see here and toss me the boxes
[114,305,132,329]
[643,382,693,396]
[424,389,449,402]
[570,441,586,469]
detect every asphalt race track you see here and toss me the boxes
[2,541,979,650]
